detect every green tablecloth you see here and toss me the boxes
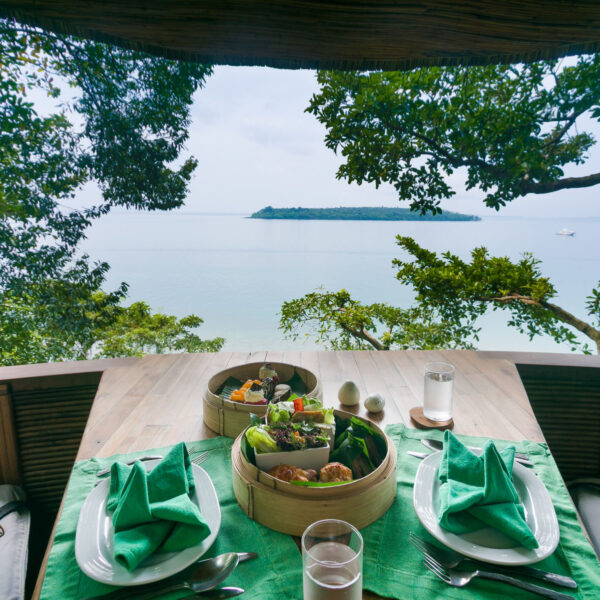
[40,427,600,599]
[40,436,302,599]
[362,424,600,599]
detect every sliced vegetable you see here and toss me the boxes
[229,391,246,402]
[293,396,304,413]
[290,480,350,487]
[323,407,335,425]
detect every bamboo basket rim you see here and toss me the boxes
[205,361,320,413]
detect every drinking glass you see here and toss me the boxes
[302,519,363,600]
[423,361,455,421]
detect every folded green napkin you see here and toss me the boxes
[438,430,538,549]
[107,442,211,570]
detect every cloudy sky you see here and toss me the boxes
[176,66,600,218]
[62,65,600,218]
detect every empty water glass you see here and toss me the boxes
[423,362,455,421]
[302,519,363,600]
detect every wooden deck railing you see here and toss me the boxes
[0,358,138,515]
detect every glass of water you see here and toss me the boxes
[302,519,363,600]
[423,362,455,421]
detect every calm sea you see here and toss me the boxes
[80,213,599,354]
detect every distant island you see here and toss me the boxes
[250,206,481,221]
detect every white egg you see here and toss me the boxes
[338,380,360,406]
[364,393,385,413]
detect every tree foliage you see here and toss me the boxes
[0,279,225,365]
[91,299,224,359]
[308,57,600,214]
[251,206,479,221]
[279,289,476,351]
[0,19,223,364]
[394,237,600,353]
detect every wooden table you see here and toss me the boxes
[34,349,545,598]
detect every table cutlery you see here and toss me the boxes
[96,456,163,478]
[171,586,245,599]
[84,552,256,600]
[421,438,534,468]
[422,553,575,599]
[190,450,211,466]
[407,450,430,460]
[95,451,210,486]
[410,532,576,589]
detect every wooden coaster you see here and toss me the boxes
[409,407,454,431]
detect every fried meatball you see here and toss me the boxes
[268,464,317,483]
[319,462,353,482]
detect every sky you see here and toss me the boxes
[184,66,600,218]
[58,65,600,218]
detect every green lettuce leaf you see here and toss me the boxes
[267,404,291,424]
[246,426,278,453]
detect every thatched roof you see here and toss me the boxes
[1,1,599,70]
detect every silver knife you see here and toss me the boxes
[179,586,245,599]
[407,450,430,460]
[96,456,164,477]
[420,439,534,468]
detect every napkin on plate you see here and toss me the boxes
[106,442,211,570]
[437,430,539,549]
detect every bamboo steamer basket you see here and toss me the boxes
[231,411,397,535]
[203,362,321,438]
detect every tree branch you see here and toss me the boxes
[339,322,384,350]
[521,172,600,194]
[478,294,541,306]
[476,293,600,351]
[542,108,586,148]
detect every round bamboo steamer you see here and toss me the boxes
[203,362,321,438]
[231,411,397,536]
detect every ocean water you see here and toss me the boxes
[80,212,599,354]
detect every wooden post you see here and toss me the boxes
[0,384,21,484]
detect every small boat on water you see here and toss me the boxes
[556,228,575,236]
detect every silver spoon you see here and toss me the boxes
[132,553,240,599]
[85,553,244,600]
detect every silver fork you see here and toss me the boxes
[188,449,210,466]
[422,553,575,599]
[420,438,534,468]
[409,532,576,589]
[95,451,210,486]
[421,437,530,461]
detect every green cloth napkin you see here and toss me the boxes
[438,430,538,549]
[107,442,211,570]
[39,436,302,600]
[361,424,600,600]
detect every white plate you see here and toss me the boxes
[75,459,221,585]
[413,451,559,565]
